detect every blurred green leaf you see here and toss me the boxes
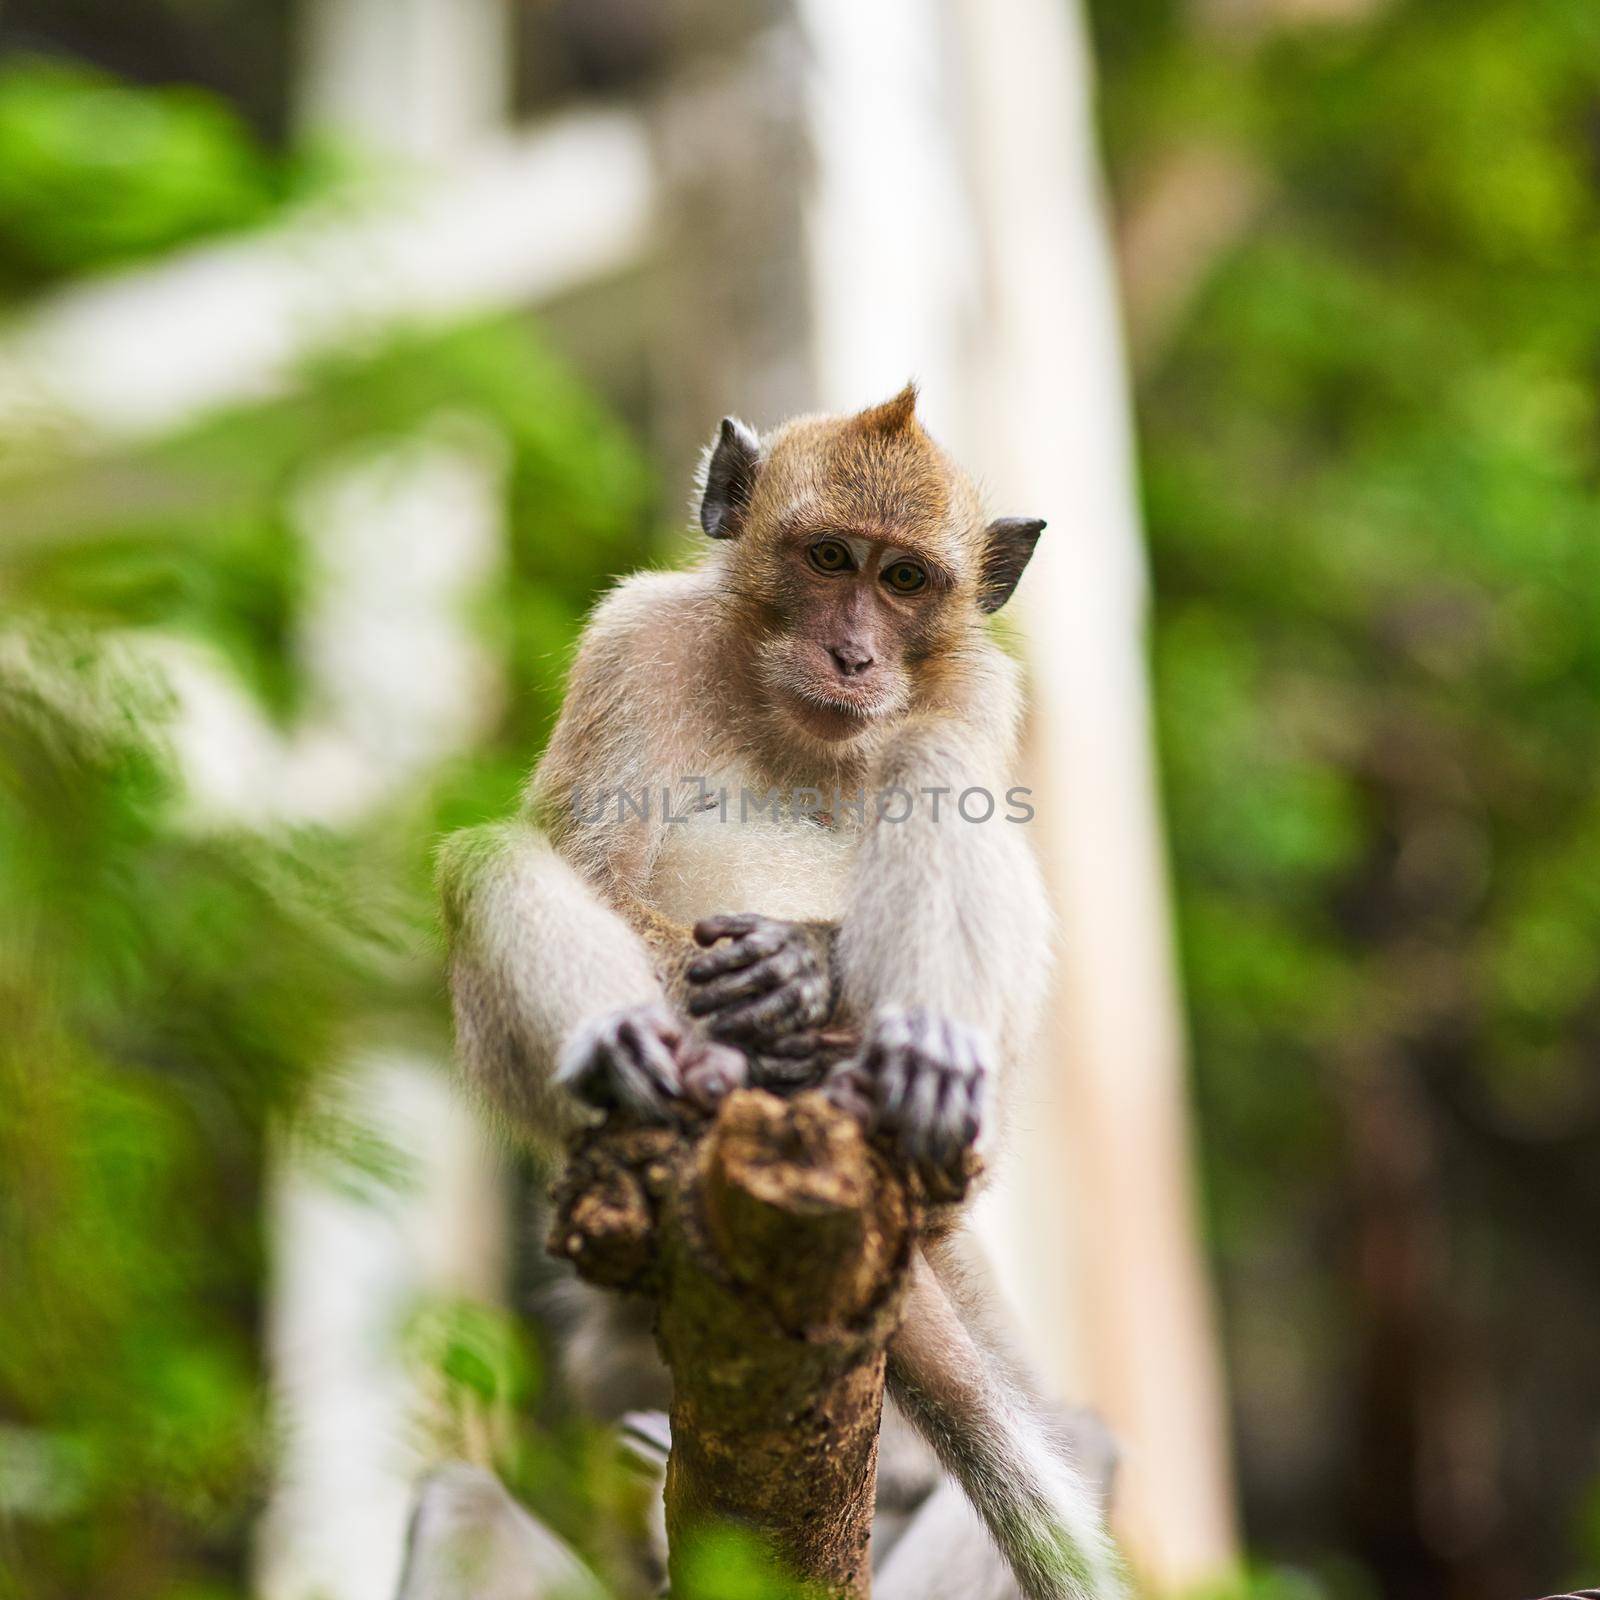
[0,57,310,299]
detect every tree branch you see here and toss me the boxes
[549,1088,918,1599]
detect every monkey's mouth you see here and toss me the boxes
[784,682,893,741]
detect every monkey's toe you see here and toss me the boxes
[685,947,800,1017]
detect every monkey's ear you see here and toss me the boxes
[977,517,1046,613]
[855,382,919,435]
[699,416,761,540]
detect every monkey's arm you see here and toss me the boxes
[438,820,689,1143]
[834,688,1052,1177]
[841,712,1049,1047]
[441,814,761,1146]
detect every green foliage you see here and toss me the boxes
[0,57,658,1597]
[1088,0,1600,1586]
[1573,1472,1600,1582]
[3,318,652,742]
[670,1526,818,1600]
[0,630,395,1599]
[0,58,314,300]
[1184,1565,1335,1600]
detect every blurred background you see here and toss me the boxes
[1,2,1597,1598]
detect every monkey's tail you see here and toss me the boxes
[886,1250,1127,1600]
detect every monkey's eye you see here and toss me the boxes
[882,560,928,594]
[808,539,854,574]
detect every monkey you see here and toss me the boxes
[432,385,1124,1600]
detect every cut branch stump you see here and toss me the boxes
[549,1088,918,1599]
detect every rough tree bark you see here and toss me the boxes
[548,1087,920,1599]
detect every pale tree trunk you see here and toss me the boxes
[254,427,512,1600]
[297,0,511,161]
[258,8,519,1597]
[952,0,1239,1587]
[791,0,1237,1584]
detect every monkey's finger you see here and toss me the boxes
[702,987,801,1045]
[945,1068,978,1150]
[685,945,756,982]
[692,913,762,947]
[923,1065,962,1156]
[873,1044,914,1124]
[923,1020,965,1147]
[856,1030,884,1077]
[604,1054,665,1117]
[687,923,787,979]
[701,981,808,1046]
[749,1050,821,1090]
[941,1033,988,1158]
[585,1035,672,1118]
[823,1065,876,1125]
[863,1010,912,1089]
[899,1059,949,1163]
[685,949,800,1014]
[951,1026,990,1126]
[563,1046,617,1109]
[955,1073,984,1154]
[624,1002,685,1052]
[763,1029,824,1059]
[616,1017,682,1099]
[933,1070,981,1167]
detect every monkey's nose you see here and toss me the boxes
[828,644,875,678]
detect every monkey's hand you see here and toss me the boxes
[685,915,836,1056]
[556,1001,747,1122]
[831,1006,988,1195]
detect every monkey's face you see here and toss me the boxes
[753,524,956,743]
[736,399,980,746]
[699,386,1044,749]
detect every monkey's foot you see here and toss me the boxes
[748,1026,861,1094]
[686,914,835,1050]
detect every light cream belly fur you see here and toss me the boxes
[646,802,856,926]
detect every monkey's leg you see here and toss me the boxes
[394,1464,606,1600]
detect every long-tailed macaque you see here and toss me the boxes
[433,386,1123,1600]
